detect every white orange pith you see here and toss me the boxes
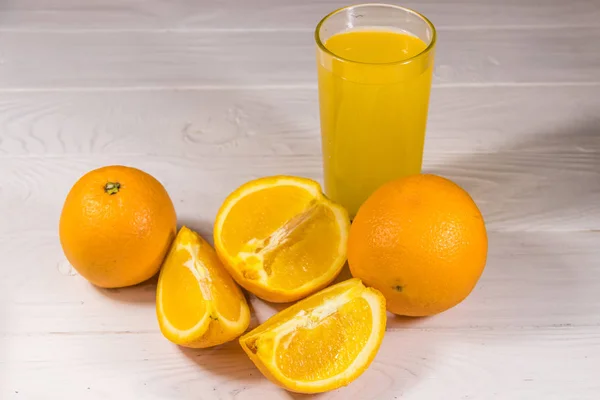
[213,176,350,303]
[239,278,386,393]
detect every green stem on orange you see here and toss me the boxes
[104,182,121,195]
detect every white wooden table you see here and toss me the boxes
[2,1,600,399]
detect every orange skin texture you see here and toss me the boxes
[348,174,488,316]
[59,165,177,288]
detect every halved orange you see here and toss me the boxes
[156,226,250,348]
[239,278,386,393]
[213,176,350,303]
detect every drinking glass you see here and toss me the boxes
[315,4,436,217]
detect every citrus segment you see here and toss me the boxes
[214,176,350,303]
[157,226,250,348]
[160,261,207,331]
[239,279,386,393]
[275,296,373,381]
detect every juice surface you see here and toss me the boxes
[317,29,433,217]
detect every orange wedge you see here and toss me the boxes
[156,226,250,348]
[213,176,350,303]
[239,278,386,393]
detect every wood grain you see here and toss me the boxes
[2,326,599,399]
[1,148,599,236]
[2,231,599,335]
[2,0,599,30]
[2,0,600,398]
[1,86,598,157]
[3,230,600,397]
[2,28,600,89]
[2,86,598,232]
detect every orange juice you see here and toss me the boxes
[317,29,434,217]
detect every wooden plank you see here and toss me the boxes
[2,1,599,398]
[2,86,599,231]
[2,326,599,399]
[1,147,599,235]
[2,28,600,89]
[1,0,600,30]
[2,231,599,335]
[1,86,598,157]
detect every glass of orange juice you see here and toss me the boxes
[315,4,436,217]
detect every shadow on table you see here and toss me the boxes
[386,118,600,326]
[177,218,215,245]
[91,274,158,304]
[424,119,600,232]
[131,64,599,395]
[178,341,263,385]
[382,119,600,396]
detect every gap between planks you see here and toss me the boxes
[2,23,600,33]
[1,81,600,93]
[2,324,600,338]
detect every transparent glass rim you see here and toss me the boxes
[314,3,437,66]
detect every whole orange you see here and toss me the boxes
[59,166,177,288]
[348,174,487,316]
